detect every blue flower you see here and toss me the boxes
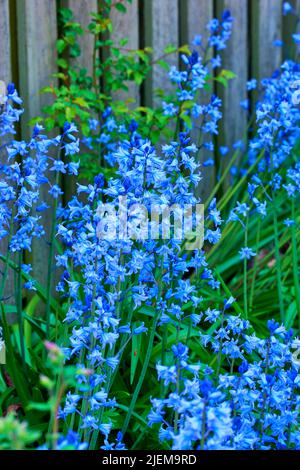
[239,247,256,260]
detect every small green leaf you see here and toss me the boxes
[115,2,127,13]
[221,69,237,80]
[180,113,192,129]
[56,39,66,54]
[164,44,177,54]
[178,44,191,55]
[27,402,51,412]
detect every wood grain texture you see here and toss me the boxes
[62,0,98,203]
[17,0,58,135]
[252,0,282,80]
[283,0,300,59]
[110,0,140,105]
[180,0,214,200]
[63,0,98,75]
[16,0,58,290]
[180,0,213,44]
[143,0,179,107]
[216,0,248,189]
[0,0,11,83]
[0,0,14,304]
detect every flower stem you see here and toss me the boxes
[45,145,62,338]
[249,218,261,312]
[244,217,249,319]
[272,197,284,322]
[121,308,160,437]
[16,250,26,368]
[291,198,300,329]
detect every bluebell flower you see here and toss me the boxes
[283,2,293,15]
[239,247,256,260]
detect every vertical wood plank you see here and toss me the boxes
[0,0,14,304]
[0,0,11,83]
[283,0,300,59]
[110,0,140,105]
[17,0,58,138]
[63,0,98,76]
[17,0,58,290]
[251,0,282,81]
[216,0,248,187]
[283,0,296,58]
[180,0,213,46]
[180,0,214,200]
[61,0,98,205]
[143,0,179,107]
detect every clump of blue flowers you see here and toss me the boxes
[1,8,300,452]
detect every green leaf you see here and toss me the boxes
[157,60,170,71]
[215,69,237,88]
[221,69,237,80]
[23,313,45,340]
[214,270,244,316]
[130,332,141,385]
[119,38,128,47]
[115,2,127,13]
[138,306,155,317]
[181,100,194,110]
[56,39,66,54]
[164,44,177,55]
[215,76,228,88]
[57,58,68,69]
[0,388,14,414]
[27,402,51,412]
[134,72,144,85]
[0,303,31,409]
[178,44,191,55]
[0,255,63,318]
[285,301,297,329]
[40,86,54,94]
[180,113,192,129]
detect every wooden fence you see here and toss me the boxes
[1,0,299,147]
[0,0,299,299]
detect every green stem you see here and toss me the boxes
[45,144,62,338]
[244,217,249,319]
[206,149,239,207]
[291,198,300,329]
[121,309,160,437]
[0,251,11,301]
[216,309,225,375]
[249,219,261,312]
[272,197,284,322]
[200,401,207,450]
[16,251,25,367]
[0,213,14,300]
[216,150,265,212]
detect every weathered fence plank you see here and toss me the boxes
[62,0,98,203]
[216,0,248,189]
[251,0,282,80]
[63,0,98,76]
[0,0,11,83]
[283,0,300,59]
[17,0,58,138]
[180,0,214,200]
[143,0,179,107]
[16,0,58,290]
[0,0,14,304]
[110,0,140,105]
[180,0,213,45]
